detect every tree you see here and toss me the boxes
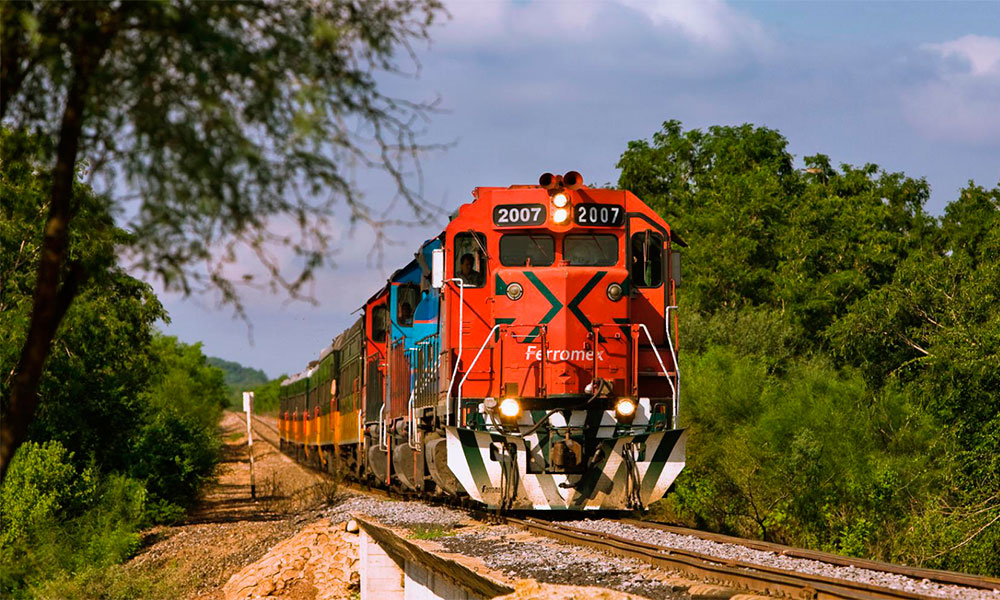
[0,0,443,480]
[617,121,932,346]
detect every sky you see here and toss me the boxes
[157,0,1000,378]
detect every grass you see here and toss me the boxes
[409,524,456,540]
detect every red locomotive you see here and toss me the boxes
[279,171,686,510]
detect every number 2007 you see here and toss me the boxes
[496,206,542,224]
[576,205,621,225]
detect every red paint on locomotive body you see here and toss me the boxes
[442,183,677,414]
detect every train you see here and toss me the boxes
[277,171,687,510]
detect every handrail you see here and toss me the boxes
[457,325,501,428]
[406,346,420,450]
[637,323,678,428]
[377,402,387,451]
[665,306,680,428]
[444,278,466,427]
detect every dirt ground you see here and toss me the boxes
[122,413,694,600]
[124,411,339,600]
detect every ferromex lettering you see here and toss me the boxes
[523,345,604,362]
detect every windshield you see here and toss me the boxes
[564,234,618,266]
[499,234,554,266]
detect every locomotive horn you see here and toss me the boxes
[563,171,584,190]
[539,172,562,190]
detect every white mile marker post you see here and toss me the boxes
[243,391,256,500]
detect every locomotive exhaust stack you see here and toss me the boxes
[563,170,583,190]
[539,172,561,189]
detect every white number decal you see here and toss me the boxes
[497,208,509,223]
[574,204,623,225]
[531,207,542,221]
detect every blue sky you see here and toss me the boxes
[158,0,1000,378]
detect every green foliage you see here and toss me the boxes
[0,441,96,550]
[129,410,218,513]
[619,121,932,344]
[410,524,456,540]
[247,374,289,414]
[3,0,445,309]
[0,442,146,599]
[661,349,942,558]
[146,336,228,429]
[625,121,999,575]
[1,130,231,591]
[207,356,269,408]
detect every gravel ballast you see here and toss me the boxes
[321,495,683,598]
[564,519,998,600]
[438,526,684,599]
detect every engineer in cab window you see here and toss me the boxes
[458,253,483,287]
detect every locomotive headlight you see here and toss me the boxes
[615,398,636,417]
[553,207,570,224]
[506,282,523,300]
[552,192,570,208]
[499,397,521,418]
[606,283,623,301]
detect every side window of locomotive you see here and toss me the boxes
[500,234,555,267]
[631,231,663,287]
[454,232,487,288]
[371,305,388,342]
[396,284,419,327]
[564,234,618,266]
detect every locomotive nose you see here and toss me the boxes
[495,265,628,397]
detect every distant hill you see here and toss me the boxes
[206,357,269,407]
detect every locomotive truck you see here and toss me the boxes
[278,171,686,510]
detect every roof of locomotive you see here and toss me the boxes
[446,179,687,246]
[317,342,335,361]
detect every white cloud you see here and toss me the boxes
[923,34,1000,76]
[902,34,1000,146]
[440,0,772,56]
[614,0,770,52]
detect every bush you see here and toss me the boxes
[129,413,219,515]
[655,347,943,559]
[0,442,146,599]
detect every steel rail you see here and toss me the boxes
[506,516,984,600]
[619,519,1000,593]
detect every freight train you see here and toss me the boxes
[278,172,686,510]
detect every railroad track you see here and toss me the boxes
[506,517,999,600]
[246,414,998,599]
[619,518,1000,594]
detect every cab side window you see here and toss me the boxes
[631,231,663,287]
[371,305,388,342]
[396,284,419,326]
[454,232,487,288]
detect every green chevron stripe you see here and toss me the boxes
[614,317,631,341]
[494,273,508,295]
[568,271,607,342]
[495,317,515,341]
[523,271,562,343]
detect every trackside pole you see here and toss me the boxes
[243,391,256,500]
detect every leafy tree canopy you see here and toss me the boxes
[1,0,444,479]
[622,120,1000,575]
